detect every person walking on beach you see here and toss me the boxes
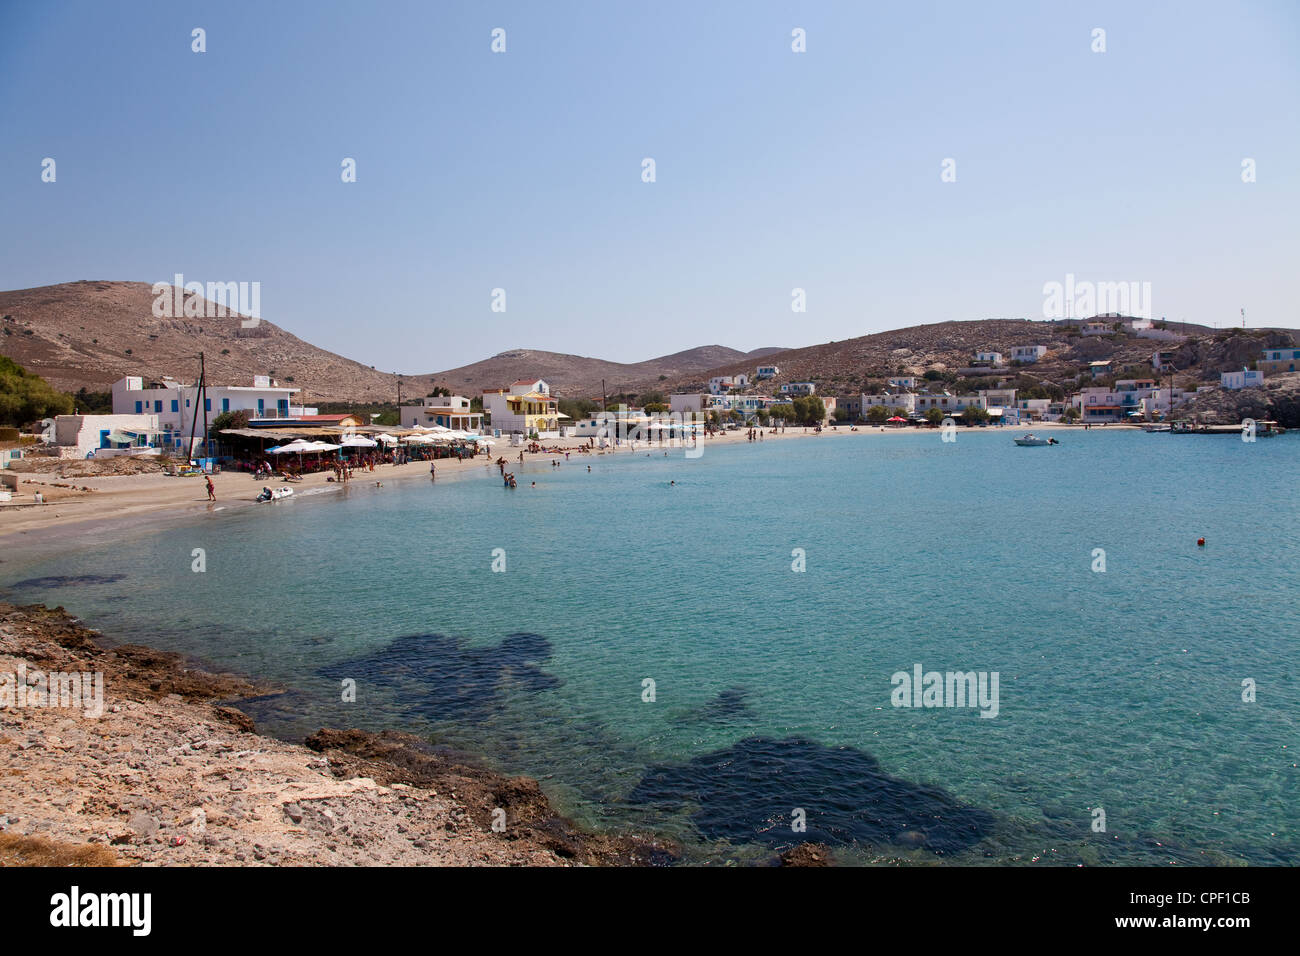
[205,476,216,501]
[430,461,436,481]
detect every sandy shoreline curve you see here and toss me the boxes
[0,421,1102,542]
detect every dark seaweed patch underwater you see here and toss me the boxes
[318,631,561,721]
[6,573,127,590]
[684,686,754,724]
[627,735,995,855]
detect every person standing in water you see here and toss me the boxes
[205,475,216,501]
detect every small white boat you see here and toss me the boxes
[1013,434,1056,446]
[256,486,294,502]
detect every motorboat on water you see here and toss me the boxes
[1014,434,1058,446]
[256,486,294,502]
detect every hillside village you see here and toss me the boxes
[4,278,1300,475]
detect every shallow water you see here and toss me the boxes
[3,430,1297,864]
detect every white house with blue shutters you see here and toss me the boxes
[111,375,309,450]
[53,413,164,459]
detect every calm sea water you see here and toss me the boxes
[3,430,1297,865]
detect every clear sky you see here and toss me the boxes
[2,0,1297,373]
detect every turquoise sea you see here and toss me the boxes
[3,429,1297,865]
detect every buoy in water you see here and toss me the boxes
[1197,538,1205,547]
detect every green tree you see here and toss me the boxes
[866,404,889,423]
[558,397,598,421]
[961,405,989,424]
[70,387,113,414]
[208,409,250,439]
[925,407,945,425]
[0,356,74,425]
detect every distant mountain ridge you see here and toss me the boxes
[429,345,786,397]
[0,281,786,402]
[6,282,1292,405]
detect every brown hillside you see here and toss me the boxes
[0,281,433,403]
[0,281,785,402]
[430,345,785,398]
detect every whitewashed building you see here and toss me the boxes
[111,375,308,430]
[54,413,165,459]
[708,374,749,394]
[1220,369,1264,390]
[1011,345,1048,363]
[860,391,917,414]
[755,364,780,379]
[914,393,986,414]
[400,395,483,431]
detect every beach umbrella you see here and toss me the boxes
[340,435,378,447]
[375,434,400,444]
[307,441,341,452]
[270,439,313,454]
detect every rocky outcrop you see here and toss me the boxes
[0,603,673,866]
[1171,372,1300,426]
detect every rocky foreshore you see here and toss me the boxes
[1171,371,1300,427]
[0,602,673,866]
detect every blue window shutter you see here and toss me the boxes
[135,401,142,413]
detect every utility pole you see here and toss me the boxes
[200,352,208,460]
[185,352,209,464]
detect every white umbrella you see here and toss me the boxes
[271,439,313,454]
[340,435,378,448]
[308,441,341,452]
[375,434,400,444]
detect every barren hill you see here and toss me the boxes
[0,281,433,403]
[0,281,785,402]
[429,345,785,398]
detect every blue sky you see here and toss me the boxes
[2,0,1297,372]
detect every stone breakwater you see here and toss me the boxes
[0,602,675,866]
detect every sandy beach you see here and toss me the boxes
[0,421,1101,542]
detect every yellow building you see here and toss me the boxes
[483,379,566,435]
